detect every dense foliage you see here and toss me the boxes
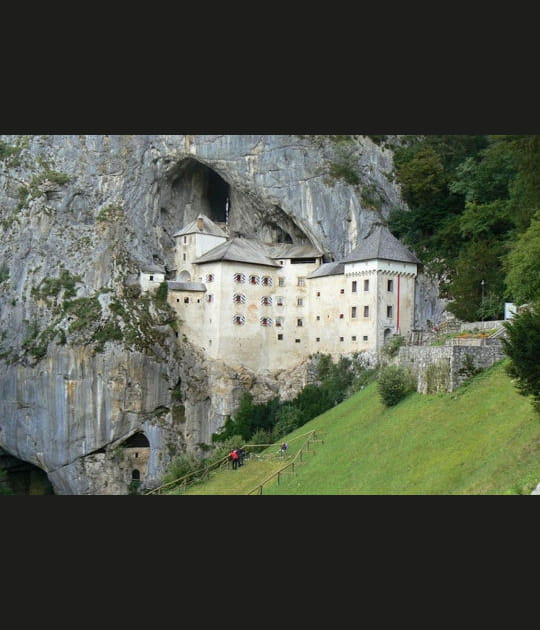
[501,304,540,412]
[212,353,376,444]
[377,365,415,407]
[388,135,540,322]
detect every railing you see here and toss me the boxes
[246,430,325,495]
[144,431,325,495]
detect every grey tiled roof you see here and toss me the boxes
[167,281,207,292]
[265,243,324,259]
[306,261,345,279]
[173,214,228,238]
[194,238,281,268]
[140,264,166,273]
[342,224,421,264]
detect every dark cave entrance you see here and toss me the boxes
[168,158,230,226]
[0,449,54,495]
[122,432,150,448]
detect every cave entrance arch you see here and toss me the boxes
[170,158,230,225]
[0,449,54,495]
[122,432,150,448]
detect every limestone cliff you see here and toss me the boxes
[0,134,438,494]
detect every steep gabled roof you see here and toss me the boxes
[173,214,227,238]
[342,224,421,265]
[194,238,281,268]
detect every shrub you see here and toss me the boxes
[377,365,415,406]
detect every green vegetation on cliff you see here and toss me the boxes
[177,361,539,495]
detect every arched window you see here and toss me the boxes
[249,275,260,285]
[233,293,246,304]
[233,314,246,326]
[206,273,215,282]
[261,296,272,306]
[234,273,246,283]
[261,276,273,286]
[132,469,140,480]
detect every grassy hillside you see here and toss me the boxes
[168,360,540,495]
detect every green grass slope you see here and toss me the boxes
[173,360,540,495]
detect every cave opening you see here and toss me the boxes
[169,159,230,226]
[122,432,150,448]
[0,450,54,495]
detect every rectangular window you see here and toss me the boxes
[183,253,186,261]
[297,277,305,287]
[339,314,344,319]
[316,291,320,297]
[316,315,320,321]
[184,297,189,304]
[340,337,344,342]
[149,275,154,281]
[183,236,187,244]
[295,339,301,343]
[351,306,357,318]
[277,334,284,341]
[387,279,394,292]
[352,280,357,292]
[278,277,285,287]
[207,294,213,303]
[363,335,368,341]
[387,305,393,318]
[352,336,357,341]
[316,337,320,342]
[340,288,345,294]
[297,298,304,306]
[363,306,369,317]
[276,296,284,306]
[364,279,369,291]
[297,319,303,327]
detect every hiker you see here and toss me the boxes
[229,448,240,470]
[237,447,245,467]
[280,442,288,456]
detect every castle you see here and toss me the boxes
[140,214,421,372]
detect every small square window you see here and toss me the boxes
[184,297,189,304]
[340,337,344,342]
[316,315,321,321]
[149,275,154,281]
[352,336,357,341]
[297,319,303,327]
[297,298,304,306]
[316,291,320,297]
[278,277,285,286]
[363,335,368,341]
[339,314,344,319]
[176,298,180,303]
[277,334,284,341]
[316,337,320,342]
[340,288,345,294]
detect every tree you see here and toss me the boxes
[501,304,540,412]
[504,210,540,305]
[377,365,415,407]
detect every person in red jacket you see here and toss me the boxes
[229,448,240,470]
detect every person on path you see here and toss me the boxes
[229,448,240,470]
[279,442,288,456]
[237,447,245,467]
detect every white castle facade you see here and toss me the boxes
[140,215,421,372]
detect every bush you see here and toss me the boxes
[161,453,201,485]
[377,365,415,407]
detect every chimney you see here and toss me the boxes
[197,216,204,231]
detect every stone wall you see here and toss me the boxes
[397,340,506,394]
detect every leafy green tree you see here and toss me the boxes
[445,239,506,321]
[501,304,540,412]
[504,210,540,305]
[377,365,415,407]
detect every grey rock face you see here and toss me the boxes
[0,134,440,494]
